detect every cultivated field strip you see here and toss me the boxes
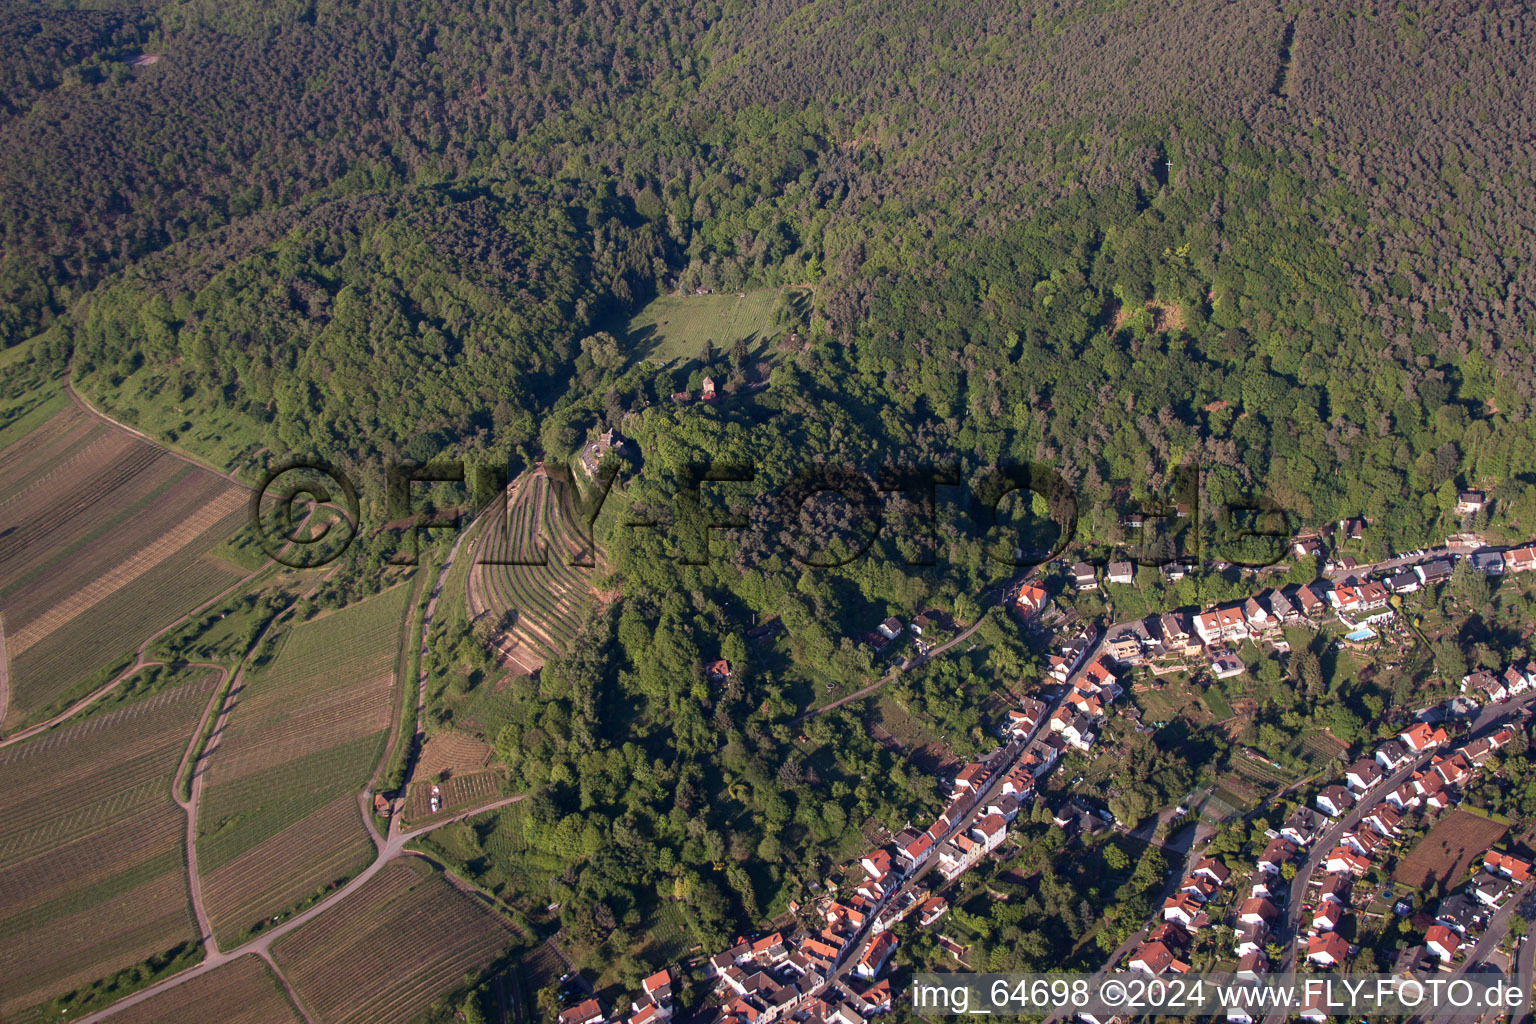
[0,683,208,767]
[273,859,518,1024]
[102,954,304,1024]
[202,794,376,939]
[0,675,216,853]
[0,811,182,919]
[196,584,410,944]
[205,686,392,786]
[0,441,166,573]
[0,406,113,499]
[8,489,246,652]
[0,868,197,1019]
[0,418,132,515]
[470,473,594,660]
[11,544,242,716]
[0,672,213,1017]
[0,460,235,631]
[0,402,247,724]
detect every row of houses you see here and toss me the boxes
[1294,717,1526,977]
[1459,663,1536,705]
[1411,848,1534,968]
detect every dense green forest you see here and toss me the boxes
[5,0,1536,976]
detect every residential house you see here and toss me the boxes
[1306,933,1349,967]
[1485,851,1534,883]
[1461,670,1507,703]
[953,762,990,794]
[1179,875,1219,903]
[1456,491,1486,515]
[1081,657,1121,695]
[1235,950,1269,980]
[1435,893,1481,936]
[1160,612,1198,655]
[855,932,896,980]
[1345,759,1385,793]
[1505,665,1533,696]
[561,1000,607,1024]
[1162,892,1205,928]
[1385,782,1421,812]
[1048,707,1096,752]
[897,830,934,869]
[1313,901,1342,933]
[1256,837,1298,876]
[1107,561,1134,585]
[1363,804,1403,837]
[1328,584,1363,613]
[1471,871,1512,908]
[1316,785,1356,817]
[1392,944,1434,977]
[1016,582,1048,615]
[1191,857,1232,887]
[1417,559,1454,586]
[1504,546,1536,573]
[861,849,894,879]
[1375,740,1412,771]
[1127,941,1190,976]
[1388,568,1421,594]
[1342,827,1386,858]
[1233,921,1270,958]
[1324,846,1370,876]
[1268,589,1299,623]
[1293,583,1326,620]
[1210,654,1244,679]
[1400,722,1447,752]
[1106,632,1142,662]
[846,980,892,1017]
[1237,898,1278,928]
[630,1003,665,1024]
[970,813,1008,853]
[1243,596,1280,636]
[1318,874,1352,906]
[641,970,675,1008]
[936,835,982,880]
[1071,562,1098,590]
[1282,806,1328,847]
[1472,550,1506,575]
[876,617,903,641]
[1294,536,1325,558]
[986,794,1021,822]
[1425,924,1460,962]
[919,896,950,927]
[1357,580,1390,610]
[1431,752,1473,788]
[1000,764,1036,800]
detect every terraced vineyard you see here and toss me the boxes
[103,954,304,1024]
[272,858,519,1024]
[197,584,412,945]
[0,669,217,1018]
[468,472,595,670]
[0,400,247,729]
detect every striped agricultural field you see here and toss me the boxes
[0,670,217,1018]
[0,402,246,730]
[196,584,412,946]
